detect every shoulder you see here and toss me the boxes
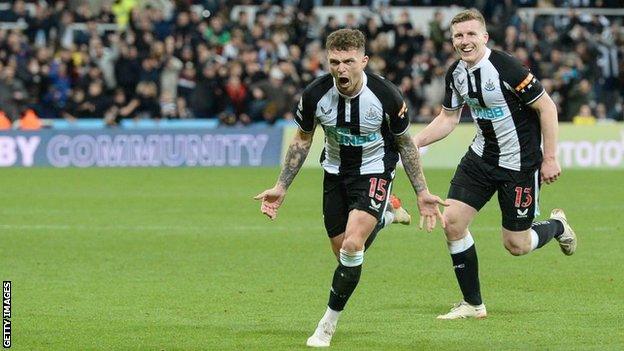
[488,49,525,71]
[301,73,333,100]
[366,72,403,106]
[445,59,461,82]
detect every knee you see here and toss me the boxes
[341,237,363,253]
[503,237,531,256]
[443,213,467,240]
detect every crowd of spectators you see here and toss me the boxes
[0,0,622,128]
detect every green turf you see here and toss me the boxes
[1,167,623,350]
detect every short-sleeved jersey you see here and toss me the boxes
[294,72,409,176]
[443,48,545,171]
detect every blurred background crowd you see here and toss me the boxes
[0,0,622,128]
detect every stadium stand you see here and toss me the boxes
[0,0,621,129]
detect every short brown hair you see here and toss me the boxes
[450,9,487,30]
[325,29,366,53]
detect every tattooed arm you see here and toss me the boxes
[396,131,428,194]
[254,129,314,220]
[396,132,449,232]
[277,129,314,190]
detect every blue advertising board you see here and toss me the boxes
[0,127,283,167]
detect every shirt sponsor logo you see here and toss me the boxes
[465,98,505,120]
[325,126,379,146]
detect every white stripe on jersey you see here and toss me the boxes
[316,89,341,173]
[357,89,386,175]
[480,60,522,170]
[491,115,521,170]
[470,119,485,157]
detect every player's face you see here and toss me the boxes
[451,20,489,67]
[327,49,369,96]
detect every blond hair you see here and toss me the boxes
[450,9,487,30]
[325,29,366,53]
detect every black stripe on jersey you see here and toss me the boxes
[380,117,397,172]
[319,125,326,165]
[467,69,487,108]
[476,118,500,166]
[349,96,361,134]
[499,77,542,170]
[337,96,363,175]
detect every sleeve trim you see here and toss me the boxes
[525,89,545,106]
[442,104,464,111]
[292,118,314,134]
[393,122,410,136]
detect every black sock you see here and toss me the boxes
[532,220,564,248]
[450,244,482,306]
[327,263,362,311]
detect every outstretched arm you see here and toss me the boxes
[412,107,461,147]
[530,92,561,184]
[396,132,448,232]
[254,129,314,219]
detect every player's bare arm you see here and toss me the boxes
[412,107,461,147]
[278,129,313,189]
[530,92,561,184]
[396,131,427,193]
[396,132,448,232]
[254,129,314,220]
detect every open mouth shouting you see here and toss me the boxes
[338,76,350,88]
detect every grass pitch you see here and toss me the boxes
[1,167,623,350]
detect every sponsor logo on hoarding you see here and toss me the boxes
[559,132,624,168]
[46,133,270,167]
[0,136,40,167]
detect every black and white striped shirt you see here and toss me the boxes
[294,72,409,176]
[444,48,545,171]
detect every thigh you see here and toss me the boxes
[497,168,540,231]
[323,172,348,238]
[346,171,394,222]
[447,152,496,211]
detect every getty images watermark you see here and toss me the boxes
[2,281,10,348]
